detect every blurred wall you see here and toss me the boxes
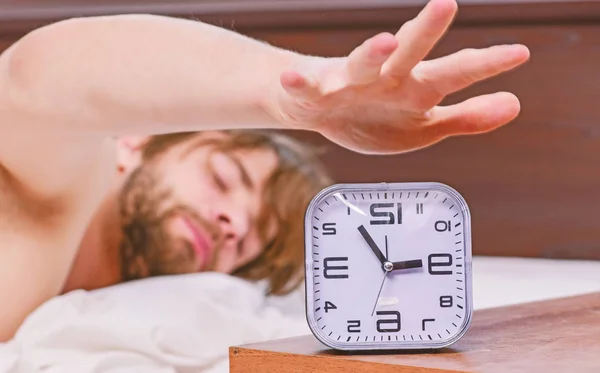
[2,0,600,260]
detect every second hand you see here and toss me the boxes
[371,272,387,316]
[372,235,389,317]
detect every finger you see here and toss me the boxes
[346,32,398,85]
[413,44,531,96]
[382,0,458,79]
[280,70,323,103]
[424,92,521,140]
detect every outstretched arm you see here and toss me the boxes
[1,0,530,200]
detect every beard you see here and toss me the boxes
[117,163,219,282]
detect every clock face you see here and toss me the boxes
[304,182,473,351]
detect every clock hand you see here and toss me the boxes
[391,259,423,271]
[371,272,388,317]
[357,225,387,266]
[385,235,388,260]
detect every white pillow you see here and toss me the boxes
[1,273,310,373]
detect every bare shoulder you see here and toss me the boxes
[0,34,118,239]
[0,165,69,341]
[0,132,116,342]
[0,142,116,342]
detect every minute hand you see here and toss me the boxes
[357,225,387,265]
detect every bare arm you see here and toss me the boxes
[0,14,300,200]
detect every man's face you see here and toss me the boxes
[117,132,278,280]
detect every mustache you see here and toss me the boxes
[171,204,225,251]
[120,201,226,279]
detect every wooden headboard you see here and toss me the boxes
[2,0,600,260]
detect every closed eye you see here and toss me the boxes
[212,170,228,192]
[227,154,254,191]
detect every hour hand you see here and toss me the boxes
[391,259,423,271]
[357,225,387,265]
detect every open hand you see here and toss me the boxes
[273,0,530,154]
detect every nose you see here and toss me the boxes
[214,208,249,247]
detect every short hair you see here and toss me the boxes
[140,130,332,295]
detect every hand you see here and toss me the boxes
[372,272,387,317]
[273,0,530,154]
[357,225,387,266]
[391,259,423,271]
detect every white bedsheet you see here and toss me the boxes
[0,256,598,373]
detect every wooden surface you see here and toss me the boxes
[1,0,600,260]
[230,292,600,372]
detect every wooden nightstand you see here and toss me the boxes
[230,292,600,372]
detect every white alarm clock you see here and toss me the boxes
[304,182,473,351]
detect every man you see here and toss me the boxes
[61,130,333,298]
[0,0,530,341]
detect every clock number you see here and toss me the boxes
[376,311,401,333]
[323,257,349,279]
[347,320,361,333]
[416,203,424,214]
[428,254,453,275]
[398,203,402,224]
[369,203,402,225]
[370,203,394,225]
[322,222,337,235]
[440,295,453,308]
[324,301,337,313]
[434,220,452,232]
[422,318,435,331]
